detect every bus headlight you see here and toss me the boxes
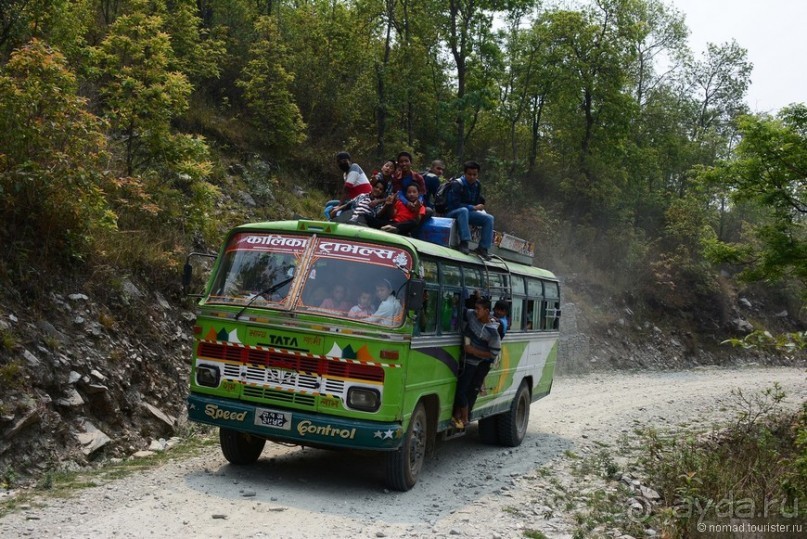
[196,364,220,388]
[347,387,380,412]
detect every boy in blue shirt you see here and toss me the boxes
[452,297,501,429]
[444,161,494,259]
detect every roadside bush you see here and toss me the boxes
[0,39,112,264]
[639,385,807,536]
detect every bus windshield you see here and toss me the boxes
[207,232,413,327]
[296,238,412,327]
[207,233,310,307]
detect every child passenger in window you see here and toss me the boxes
[319,284,351,311]
[348,291,375,320]
[364,279,402,326]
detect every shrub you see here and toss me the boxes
[0,39,111,262]
[639,385,806,535]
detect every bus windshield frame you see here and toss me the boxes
[206,232,413,328]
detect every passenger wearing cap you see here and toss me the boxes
[336,151,372,203]
[364,279,402,326]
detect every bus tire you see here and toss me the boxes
[385,402,428,491]
[496,381,530,447]
[219,427,266,465]
[477,416,500,444]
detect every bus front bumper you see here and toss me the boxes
[187,393,404,451]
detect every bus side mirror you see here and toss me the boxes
[183,252,218,297]
[182,261,193,293]
[406,279,425,311]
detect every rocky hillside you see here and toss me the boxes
[0,276,195,486]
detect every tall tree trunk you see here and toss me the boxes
[375,8,393,159]
[528,94,545,175]
[455,57,466,162]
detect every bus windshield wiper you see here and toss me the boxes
[233,276,294,320]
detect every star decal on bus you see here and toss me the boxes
[374,429,395,439]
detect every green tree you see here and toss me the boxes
[151,0,226,83]
[0,0,94,61]
[91,6,193,176]
[439,0,508,161]
[0,39,111,259]
[194,0,258,101]
[688,40,752,141]
[280,1,376,153]
[540,3,637,223]
[701,105,807,288]
[236,15,306,151]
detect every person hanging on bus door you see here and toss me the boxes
[451,297,501,429]
[472,300,509,399]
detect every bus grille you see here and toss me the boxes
[200,342,382,409]
[242,386,316,407]
[198,341,384,382]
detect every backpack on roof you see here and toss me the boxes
[434,177,463,214]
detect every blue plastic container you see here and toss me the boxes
[414,217,458,248]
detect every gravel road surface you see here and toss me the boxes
[2,366,805,538]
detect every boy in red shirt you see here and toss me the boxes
[381,184,426,235]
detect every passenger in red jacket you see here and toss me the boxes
[381,184,426,236]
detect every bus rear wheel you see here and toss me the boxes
[220,428,266,465]
[496,381,530,447]
[385,402,428,491]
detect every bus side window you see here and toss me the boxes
[526,278,544,332]
[441,263,462,287]
[510,276,525,331]
[525,299,536,331]
[419,288,439,335]
[542,299,560,330]
[440,290,462,333]
[510,299,524,331]
[542,281,560,330]
[462,266,483,292]
[417,258,440,335]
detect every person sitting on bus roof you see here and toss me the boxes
[330,179,394,227]
[348,290,375,320]
[319,284,351,312]
[371,159,396,197]
[336,151,372,203]
[452,296,501,429]
[443,160,494,259]
[364,279,402,326]
[422,159,445,209]
[381,184,426,236]
[391,151,425,201]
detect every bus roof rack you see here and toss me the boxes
[413,217,534,265]
[487,231,534,265]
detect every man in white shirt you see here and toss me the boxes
[336,151,372,202]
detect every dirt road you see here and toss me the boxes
[2,366,805,538]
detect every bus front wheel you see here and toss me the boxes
[220,428,266,465]
[496,381,530,447]
[385,402,428,491]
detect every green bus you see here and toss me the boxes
[184,220,560,490]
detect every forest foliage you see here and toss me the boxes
[0,0,804,327]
